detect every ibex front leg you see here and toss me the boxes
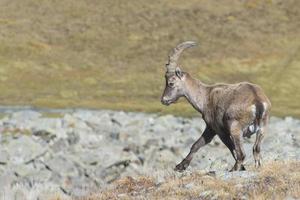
[175,127,216,172]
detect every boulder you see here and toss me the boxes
[5,136,46,164]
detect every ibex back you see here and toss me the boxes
[161,41,271,171]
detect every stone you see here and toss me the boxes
[24,169,52,184]
[95,159,131,183]
[11,187,27,200]
[6,136,45,164]
[62,113,78,128]
[215,171,257,181]
[33,130,56,143]
[29,118,65,138]
[77,151,103,166]
[185,182,195,189]
[11,111,42,121]
[78,134,104,149]
[12,164,36,177]
[0,171,17,188]
[46,155,79,177]
[50,138,68,153]
[0,183,70,200]
[61,176,97,198]
[111,111,128,126]
[0,109,299,197]
[66,131,80,145]
[0,149,9,164]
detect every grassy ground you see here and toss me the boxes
[52,160,299,199]
[0,0,300,117]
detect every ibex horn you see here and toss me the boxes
[166,41,197,73]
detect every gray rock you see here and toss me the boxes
[11,188,27,200]
[111,111,129,126]
[66,131,80,145]
[0,171,17,188]
[185,182,195,189]
[0,108,299,197]
[5,136,46,164]
[61,176,97,197]
[46,155,79,177]
[95,159,131,183]
[214,170,257,181]
[78,133,104,149]
[0,183,70,200]
[33,130,56,143]
[11,164,35,177]
[50,138,68,153]
[0,149,9,164]
[76,151,103,166]
[11,110,42,121]
[22,169,52,185]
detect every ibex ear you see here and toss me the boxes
[175,67,183,79]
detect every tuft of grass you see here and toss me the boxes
[82,160,300,200]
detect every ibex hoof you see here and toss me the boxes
[255,160,261,168]
[229,164,246,172]
[241,165,246,171]
[174,161,189,172]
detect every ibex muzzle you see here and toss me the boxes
[161,41,271,172]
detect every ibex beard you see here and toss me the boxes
[161,41,271,172]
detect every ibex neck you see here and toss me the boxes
[183,75,208,114]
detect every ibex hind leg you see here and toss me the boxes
[218,134,246,171]
[253,117,268,168]
[229,120,246,171]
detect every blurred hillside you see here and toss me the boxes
[0,0,299,117]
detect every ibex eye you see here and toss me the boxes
[168,83,174,87]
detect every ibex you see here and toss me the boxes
[161,41,271,171]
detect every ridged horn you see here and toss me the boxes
[166,41,197,73]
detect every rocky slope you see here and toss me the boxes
[0,108,299,199]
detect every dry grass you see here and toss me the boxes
[0,0,300,117]
[76,160,300,200]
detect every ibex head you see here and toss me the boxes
[161,41,196,105]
